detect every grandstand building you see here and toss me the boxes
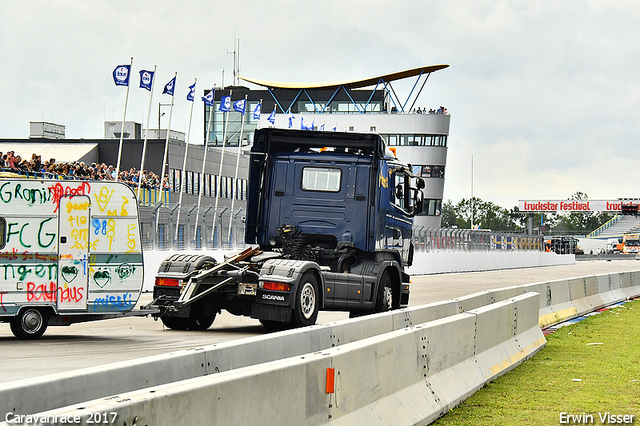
[206,64,451,228]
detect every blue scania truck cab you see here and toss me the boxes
[151,128,424,330]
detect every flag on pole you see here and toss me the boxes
[233,99,246,115]
[219,96,231,112]
[253,102,262,120]
[332,125,337,132]
[267,108,276,124]
[113,64,131,86]
[163,76,176,95]
[139,70,154,91]
[202,89,215,106]
[288,111,295,128]
[187,81,196,102]
[320,122,325,131]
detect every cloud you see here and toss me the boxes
[1,0,640,208]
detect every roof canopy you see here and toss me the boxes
[239,65,450,90]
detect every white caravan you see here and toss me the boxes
[0,177,144,339]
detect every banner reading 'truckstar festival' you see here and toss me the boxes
[519,200,640,212]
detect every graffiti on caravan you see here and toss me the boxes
[6,217,57,249]
[49,182,91,212]
[0,182,52,205]
[0,181,92,213]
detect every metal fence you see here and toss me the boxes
[138,206,545,253]
[139,204,246,251]
[411,227,545,253]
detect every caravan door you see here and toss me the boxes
[57,195,90,311]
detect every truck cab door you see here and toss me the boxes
[57,195,90,311]
[385,170,413,264]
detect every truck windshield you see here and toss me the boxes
[625,239,640,246]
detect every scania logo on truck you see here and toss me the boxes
[262,294,285,302]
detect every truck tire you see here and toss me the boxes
[185,313,216,330]
[10,307,49,340]
[291,272,319,327]
[160,316,189,330]
[375,270,393,313]
[160,304,216,331]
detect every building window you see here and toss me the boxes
[417,165,445,178]
[419,199,442,216]
[383,134,448,147]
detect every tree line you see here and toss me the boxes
[440,192,614,235]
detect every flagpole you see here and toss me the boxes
[160,72,177,197]
[137,65,157,200]
[228,94,247,244]
[194,86,215,243]
[211,89,232,245]
[174,78,197,243]
[115,57,133,182]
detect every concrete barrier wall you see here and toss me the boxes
[3,270,638,422]
[0,299,461,415]
[406,251,574,275]
[14,293,543,426]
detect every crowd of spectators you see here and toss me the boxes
[415,106,448,114]
[0,150,168,190]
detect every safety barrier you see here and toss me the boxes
[2,293,543,426]
[2,271,639,425]
[411,227,544,253]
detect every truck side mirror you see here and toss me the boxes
[395,184,404,199]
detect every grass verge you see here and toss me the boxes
[432,298,640,425]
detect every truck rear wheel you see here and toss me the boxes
[291,272,319,327]
[160,316,189,330]
[11,307,49,340]
[160,304,216,331]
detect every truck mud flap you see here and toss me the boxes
[251,303,291,322]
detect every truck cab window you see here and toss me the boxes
[302,167,341,192]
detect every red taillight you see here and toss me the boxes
[262,281,290,292]
[155,277,180,287]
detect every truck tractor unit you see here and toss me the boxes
[150,128,425,330]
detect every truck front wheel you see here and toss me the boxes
[11,307,49,340]
[291,272,319,327]
[375,270,393,313]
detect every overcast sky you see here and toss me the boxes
[1,1,639,208]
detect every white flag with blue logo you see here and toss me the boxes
[113,64,131,86]
[288,112,295,128]
[268,109,276,124]
[139,70,154,91]
[163,76,176,96]
[202,89,215,106]
[320,123,325,131]
[187,81,196,102]
[233,99,246,115]
[253,102,262,120]
[219,96,231,112]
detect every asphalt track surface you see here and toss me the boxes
[1,258,638,383]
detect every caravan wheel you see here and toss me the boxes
[11,308,49,340]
